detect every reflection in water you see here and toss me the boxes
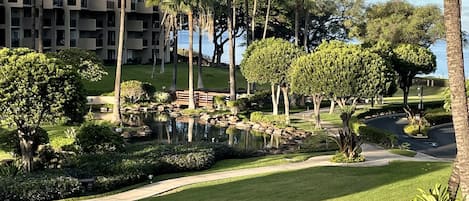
[114,112,283,151]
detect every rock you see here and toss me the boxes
[252,123,261,130]
[265,129,273,134]
[219,121,229,127]
[209,118,217,125]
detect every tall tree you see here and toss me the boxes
[0,48,85,172]
[197,17,204,89]
[228,0,236,100]
[392,44,436,106]
[444,0,469,199]
[294,0,302,46]
[113,0,126,123]
[38,0,43,52]
[262,0,271,39]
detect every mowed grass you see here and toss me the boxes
[144,162,451,201]
[83,64,248,95]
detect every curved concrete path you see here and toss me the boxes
[86,144,444,201]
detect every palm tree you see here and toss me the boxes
[38,0,44,52]
[197,17,204,89]
[188,8,196,109]
[294,0,302,46]
[444,0,469,199]
[113,0,126,124]
[262,0,271,39]
[228,0,236,101]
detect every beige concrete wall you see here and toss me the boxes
[87,96,114,105]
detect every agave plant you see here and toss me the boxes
[331,129,362,160]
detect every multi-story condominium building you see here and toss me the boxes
[0,0,169,64]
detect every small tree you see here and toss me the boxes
[0,48,85,172]
[241,38,304,124]
[49,48,108,82]
[393,44,436,106]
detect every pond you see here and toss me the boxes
[97,112,284,151]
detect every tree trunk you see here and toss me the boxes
[262,0,271,39]
[188,117,194,142]
[271,84,278,115]
[445,0,469,197]
[113,0,126,124]
[313,95,322,129]
[294,0,301,46]
[160,24,166,74]
[228,0,236,101]
[38,0,43,53]
[172,18,178,92]
[188,11,196,109]
[303,11,310,52]
[281,86,290,125]
[18,130,33,172]
[329,98,335,114]
[251,0,257,41]
[402,86,409,107]
[448,157,460,200]
[245,0,251,95]
[197,22,204,89]
[32,0,36,49]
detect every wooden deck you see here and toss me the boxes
[173,90,231,107]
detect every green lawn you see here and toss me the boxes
[83,64,248,95]
[144,161,451,201]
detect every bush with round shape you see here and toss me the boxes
[76,123,124,153]
[120,80,149,103]
[154,91,171,103]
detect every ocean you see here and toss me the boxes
[177,0,469,78]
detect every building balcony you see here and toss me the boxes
[96,38,103,47]
[79,18,96,31]
[137,2,154,14]
[53,0,63,8]
[78,38,96,50]
[126,38,142,50]
[5,0,23,7]
[88,0,106,11]
[127,20,143,32]
[11,18,20,27]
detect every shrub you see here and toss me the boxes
[153,91,171,103]
[300,132,338,152]
[76,123,125,153]
[0,174,82,201]
[249,112,286,127]
[404,124,429,136]
[330,130,363,162]
[330,152,365,163]
[0,160,23,177]
[214,96,226,110]
[358,126,397,148]
[121,80,150,103]
[161,151,215,171]
[425,108,452,125]
[412,184,451,201]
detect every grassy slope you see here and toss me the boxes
[145,162,451,201]
[83,64,248,95]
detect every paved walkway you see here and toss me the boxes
[86,143,445,201]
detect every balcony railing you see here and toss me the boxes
[11,18,20,26]
[143,21,148,29]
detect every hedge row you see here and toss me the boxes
[0,143,254,201]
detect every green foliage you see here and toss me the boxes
[330,152,365,163]
[121,80,154,103]
[76,123,124,153]
[300,132,338,152]
[153,91,171,103]
[389,149,417,157]
[351,1,444,47]
[330,129,363,161]
[213,96,226,110]
[241,38,305,85]
[0,127,49,156]
[249,112,286,127]
[0,160,23,177]
[443,81,469,112]
[425,108,452,126]
[49,48,108,82]
[404,124,429,136]
[393,44,436,76]
[413,184,451,201]
[354,123,397,148]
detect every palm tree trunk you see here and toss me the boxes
[251,0,257,41]
[244,0,251,95]
[303,11,309,52]
[228,0,236,101]
[294,0,301,46]
[38,0,43,53]
[160,26,166,74]
[171,15,178,93]
[113,0,126,124]
[197,20,204,89]
[32,0,36,49]
[188,10,196,109]
[262,0,271,39]
[271,84,278,115]
[444,0,469,198]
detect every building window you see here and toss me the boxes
[107,12,115,27]
[11,30,20,47]
[0,7,5,24]
[67,0,76,6]
[0,29,5,47]
[108,31,115,45]
[108,49,116,60]
[56,30,65,46]
[56,9,65,25]
[8,0,18,3]
[24,7,32,17]
[24,29,31,38]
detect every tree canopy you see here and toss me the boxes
[350,0,444,47]
[49,48,107,82]
[0,48,86,171]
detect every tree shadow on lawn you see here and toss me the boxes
[150,161,451,201]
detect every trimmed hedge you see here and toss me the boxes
[425,112,452,125]
[356,101,444,119]
[0,174,82,201]
[250,112,286,127]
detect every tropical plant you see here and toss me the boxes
[113,0,126,123]
[413,184,451,201]
[49,48,107,82]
